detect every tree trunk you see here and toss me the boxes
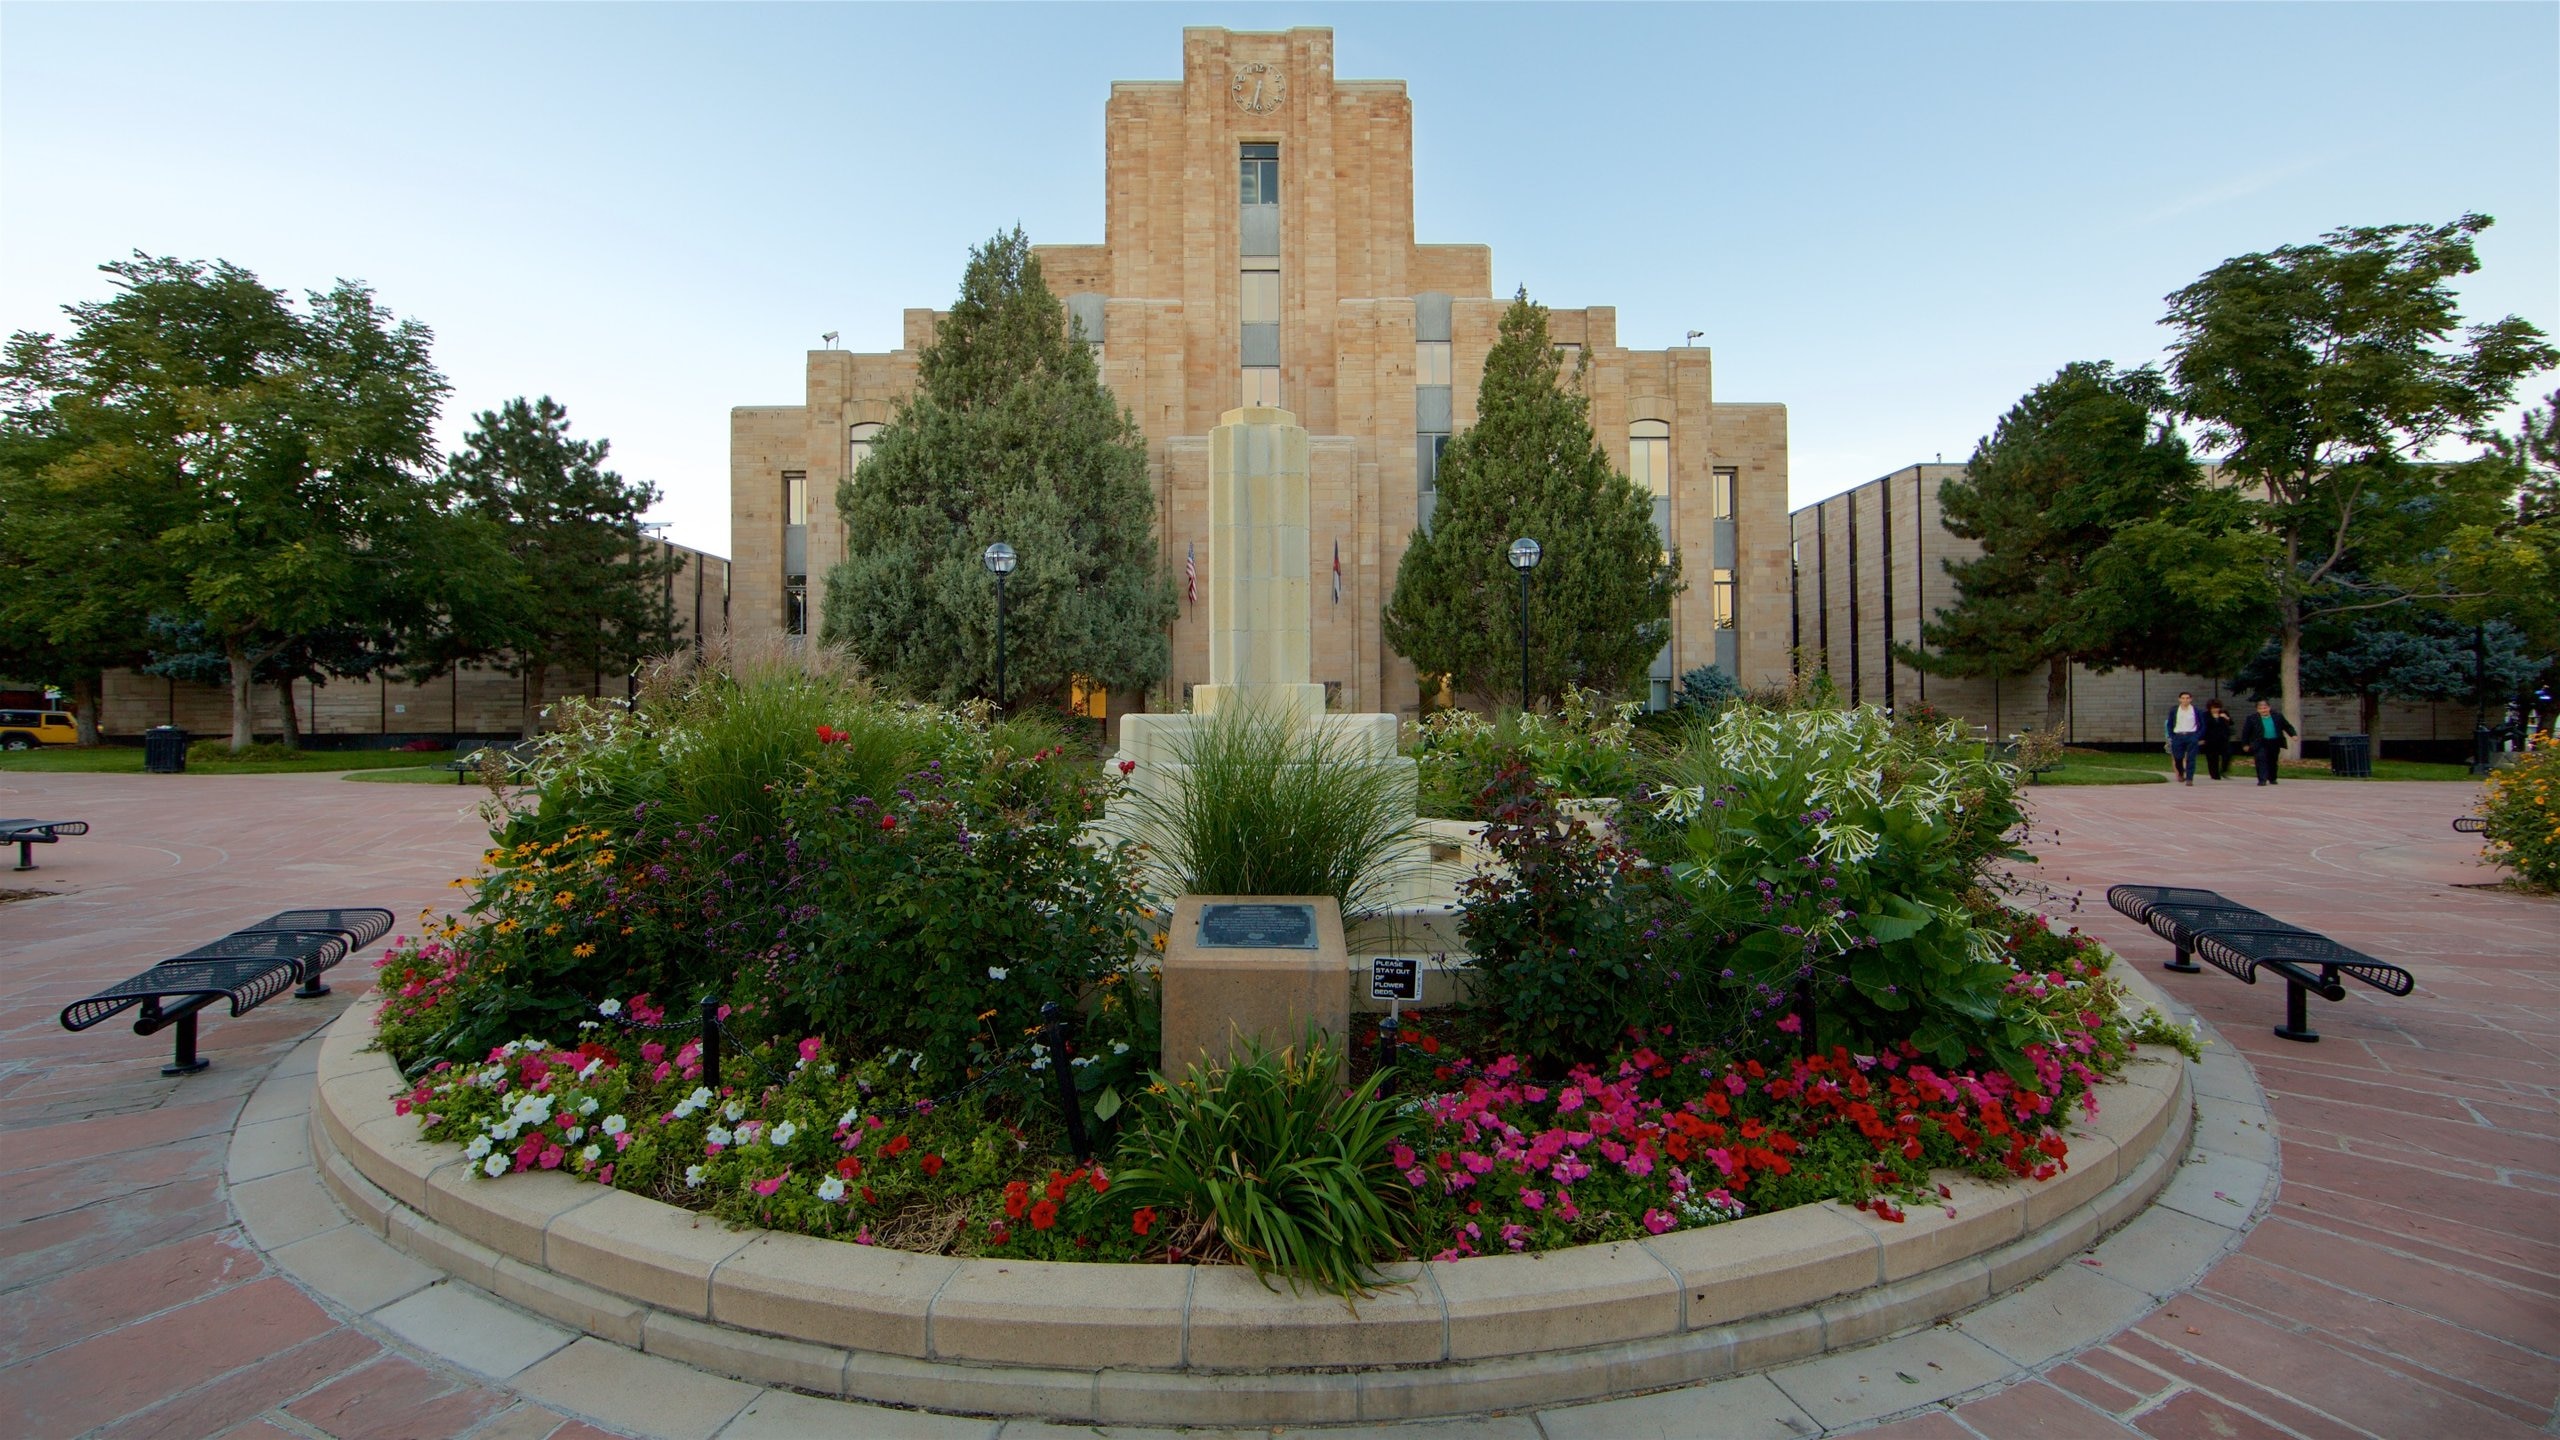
[68,672,101,747]
[275,678,302,750]
[2279,533,2304,761]
[521,662,549,740]
[226,644,255,752]
[2042,655,2070,732]
[2359,689,2380,748]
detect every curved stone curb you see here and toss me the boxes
[298,995,2202,1426]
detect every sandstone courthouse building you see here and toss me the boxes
[732,27,1791,719]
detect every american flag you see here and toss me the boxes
[1185,542,1196,606]
[1332,540,1342,604]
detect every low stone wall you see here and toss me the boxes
[310,996,2192,1426]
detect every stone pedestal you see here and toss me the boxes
[1160,894,1348,1078]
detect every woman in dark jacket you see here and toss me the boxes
[2202,700,2236,781]
[2245,700,2297,785]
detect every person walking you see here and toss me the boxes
[2202,699,2236,781]
[2245,699,2297,785]
[2163,690,2204,785]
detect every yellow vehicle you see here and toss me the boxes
[0,709,79,749]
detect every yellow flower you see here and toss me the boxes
[573,942,596,958]
[544,923,563,937]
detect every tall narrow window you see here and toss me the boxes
[848,423,883,482]
[1713,466,1736,519]
[1415,341,1451,387]
[782,470,808,636]
[1239,142,1279,205]
[1713,568,1737,629]
[1629,420,1670,497]
[1242,367,1281,407]
[1417,432,1450,531]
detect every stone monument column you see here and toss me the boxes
[1192,406,1327,723]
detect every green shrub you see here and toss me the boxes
[1111,1033,1417,1297]
[1456,764,1671,1062]
[1410,689,1646,819]
[1643,705,2036,1071]
[1674,665,1742,715]
[1122,702,1419,919]
[2479,745,2560,891]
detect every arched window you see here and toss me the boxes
[1629,420,1670,497]
[848,422,884,480]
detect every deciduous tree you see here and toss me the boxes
[2163,215,2556,756]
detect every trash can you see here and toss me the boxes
[143,726,187,774]
[2327,733,2371,778]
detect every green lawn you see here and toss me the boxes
[2030,747,2476,783]
[0,745,456,776]
[345,764,476,784]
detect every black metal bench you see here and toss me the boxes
[446,742,536,785]
[59,907,395,1073]
[2105,884,2416,1043]
[1,817,89,871]
[2452,816,2489,834]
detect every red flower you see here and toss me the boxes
[1030,1199,1059,1231]
[1045,1171,1072,1202]
[884,1134,911,1157]
[1131,1206,1157,1236]
[921,1154,945,1177]
[1118,760,1137,775]
[1003,1180,1029,1219]
[816,725,840,744]
[835,1156,864,1179]
[1420,1035,1441,1055]
[988,1223,1010,1245]
[880,815,898,831]
[1088,1170,1109,1195]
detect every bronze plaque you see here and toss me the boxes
[1196,902,1320,950]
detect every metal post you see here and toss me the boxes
[2274,980,2319,1043]
[1517,567,1532,714]
[700,997,722,1091]
[1040,1001,1092,1162]
[2166,940,2201,974]
[994,574,1008,714]
[2472,624,2492,776]
[1376,1008,1400,1098]
[165,1012,207,1076]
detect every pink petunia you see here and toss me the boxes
[751,1173,787,1197]
[1518,1187,1545,1211]
[1641,1209,1676,1234]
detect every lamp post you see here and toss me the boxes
[1507,537,1542,714]
[983,542,1017,712]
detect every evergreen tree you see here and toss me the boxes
[1383,291,1678,706]
[822,229,1174,707]
[2232,605,2540,743]
[1904,362,2228,728]
[447,397,676,737]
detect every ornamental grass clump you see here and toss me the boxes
[2478,745,2560,891]
[1111,1033,1419,1297]
[1124,702,1419,918]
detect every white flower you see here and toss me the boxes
[580,1144,601,1164]
[482,1154,509,1178]
[465,1135,493,1160]
[987,966,1009,981]
[688,1086,715,1109]
[564,1126,585,1143]
[578,1096,600,1117]
[577,1058,604,1081]
[1110,1041,1129,1055]
[601,1114,626,1137]
[723,1099,745,1122]
[770,1121,798,1147]
[815,1176,847,1203]
[706,1125,733,1147]
[598,998,622,1017]
[684,1164,707,1188]
[836,1106,861,1129]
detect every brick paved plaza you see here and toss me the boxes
[0,769,2552,1438]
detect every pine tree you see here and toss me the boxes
[1905,362,2210,729]
[448,397,678,737]
[1383,291,1678,707]
[822,229,1174,706]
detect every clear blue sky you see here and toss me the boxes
[5,3,2554,556]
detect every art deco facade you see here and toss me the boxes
[732,27,1791,719]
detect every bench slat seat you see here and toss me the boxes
[236,908,395,995]
[2452,816,2489,834]
[0,817,89,871]
[2192,928,2416,998]
[2132,900,2299,974]
[177,930,349,975]
[2104,884,2233,924]
[60,957,303,1072]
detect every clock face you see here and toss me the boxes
[1231,61,1286,115]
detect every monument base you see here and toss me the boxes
[1160,894,1348,1078]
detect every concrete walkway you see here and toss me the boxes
[0,770,2551,1438]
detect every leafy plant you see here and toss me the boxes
[1111,1033,1418,1297]
[2479,745,2560,891]
[1456,764,1669,1062]
[1122,702,1420,919]
[1410,690,1646,820]
[1675,665,1742,715]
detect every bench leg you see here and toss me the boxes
[12,837,33,872]
[295,971,331,999]
[163,1012,210,1076]
[2165,941,2201,974]
[2273,979,2320,1043]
